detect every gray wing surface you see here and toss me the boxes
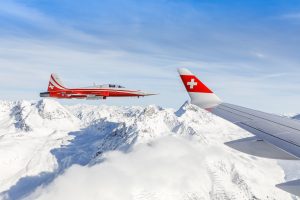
[211,103,300,196]
[212,103,300,159]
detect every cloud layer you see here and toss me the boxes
[29,136,212,200]
[27,135,289,200]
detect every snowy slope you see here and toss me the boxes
[0,100,79,195]
[0,99,299,200]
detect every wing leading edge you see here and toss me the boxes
[178,68,300,196]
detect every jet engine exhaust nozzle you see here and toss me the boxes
[40,92,50,97]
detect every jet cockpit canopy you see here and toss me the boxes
[108,84,125,88]
[92,84,125,88]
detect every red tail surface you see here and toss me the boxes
[178,68,221,109]
[179,75,213,93]
[48,74,67,92]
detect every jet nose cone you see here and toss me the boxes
[138,91,158,96]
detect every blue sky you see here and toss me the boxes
[0,0,300,113]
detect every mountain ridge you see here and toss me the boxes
[0,99,298,200]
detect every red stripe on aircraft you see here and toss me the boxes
[180,75,213,93]
[51,75,67,89]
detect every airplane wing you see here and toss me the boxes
[178,68,300,196]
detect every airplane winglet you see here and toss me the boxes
[178,68,221,109]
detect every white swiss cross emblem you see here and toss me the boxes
[187,78,197,89]
[49,84,54,90]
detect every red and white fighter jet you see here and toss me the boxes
[40,73,156,100]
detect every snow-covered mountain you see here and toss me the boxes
[0,99,299,200]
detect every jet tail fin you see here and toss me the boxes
[177,68,221,109]
[48,73,67,92]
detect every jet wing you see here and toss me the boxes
[178,68,300,196]
[212,103,300,159]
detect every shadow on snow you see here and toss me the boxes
[1,119,137,200]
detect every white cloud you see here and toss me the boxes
[0,0,104,45]
[281,13,300,20]
[0,1,42,22]
[251,51,266,59]
[28,136,212,200]
[26,135,289,200]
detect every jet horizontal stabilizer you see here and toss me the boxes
[276,179,300,197]
[225,137,299,160]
